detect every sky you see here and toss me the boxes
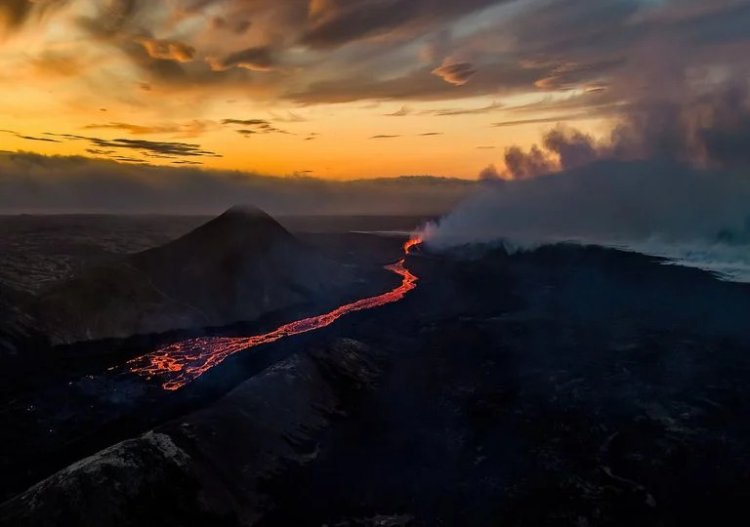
[1,0,750,183]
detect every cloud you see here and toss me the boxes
[222,119,267,126]
[269,111,307,123]
[431,60,476,86]
[137,37,196,63]
[210,16,251,35]
[44,133,90,141]
[85,148,115,156]
[429,101,503,116]
[86,138,220,158]
[532,60,622,91]
[29,50,86,77]
[0,151,475,215]
[0,0,31,32]
[221,118,288,135]
[500,79,750,178]
[300,0,502,49]
[492,114,598,128]
[0,0,69,34]
[210,45,275,71]
[42,132,221,160]
[83,121,213,137]
[110,155,149,164]
[8,0,750,113]
[284,61,537,103]
[1,129,61,143]
[385,106,412,117]
[370,134,400,139]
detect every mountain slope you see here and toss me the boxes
[0,339,381,527]
[35,206,356,344]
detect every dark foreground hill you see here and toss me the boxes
[0,338,382,527]
[33,206,357,344]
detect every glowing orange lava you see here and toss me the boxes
[128,236,422,391]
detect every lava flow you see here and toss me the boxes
[128,236,423,391]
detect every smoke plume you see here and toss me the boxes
[423,64,750,281]
[423,159,750,281]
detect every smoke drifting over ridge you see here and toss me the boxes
[424,160,750,281]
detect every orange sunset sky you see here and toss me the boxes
[3,0,748,183]
[0,0,624,180]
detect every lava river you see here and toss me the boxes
[127,236,422,391]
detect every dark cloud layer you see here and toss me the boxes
[0,152,474,215]
[285,61,543,103]
[8,0,750,110]
[300,0,502,48]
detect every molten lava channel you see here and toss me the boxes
[128,236,422,391]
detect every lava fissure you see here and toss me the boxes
[128,236,422,391]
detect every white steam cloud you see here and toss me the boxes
[422,160,750,282]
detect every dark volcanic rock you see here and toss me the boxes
[0,283,48,392]
[34,206,356,344]
[5,235,750,526]
[0,214,204,294]
[0,338,382,527]
[0,283,35,359]
[253,245,750,526]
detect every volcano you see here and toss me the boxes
[35,206,356,344]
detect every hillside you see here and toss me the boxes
[34,206,357,344]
